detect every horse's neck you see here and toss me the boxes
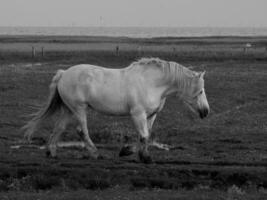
[164,64,191,97]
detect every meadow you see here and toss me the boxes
[0,36,267,199]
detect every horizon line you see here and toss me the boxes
[1,25,267,29]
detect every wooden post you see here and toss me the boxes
[244,43,251,53]
[116,45,119,56]
[32,46,35,58]
[138,46,142,57]
[41,47,44,58]
[173,47,176,55]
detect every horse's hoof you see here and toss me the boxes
[138,150,153,164]
[97,154,105,160]
[45,150,50,157]
[119,145,135,157]
[83,151,102,160]
[46,150,57,159]
[81,154,90,159]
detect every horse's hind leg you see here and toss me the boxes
[147,113,157,140]
[47,109,70,158]
[74,106,99,159]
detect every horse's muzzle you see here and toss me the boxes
[198,108,209,119]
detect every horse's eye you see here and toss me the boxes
[194,90,203,99]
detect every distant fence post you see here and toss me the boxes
[32,46,35,58]
[115,45,119,56]
[41,47,45,58]
[138,46,142,57]
[244,43,252,53]
[172,47,176,55]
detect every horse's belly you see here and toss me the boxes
[87,89,129,115]
[89,99,129,115]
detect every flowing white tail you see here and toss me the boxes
[22,70,65,141]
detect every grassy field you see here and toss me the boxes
[0,36,267,199]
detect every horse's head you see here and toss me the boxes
[182,71,210,119]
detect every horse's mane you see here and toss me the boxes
[133,57,165,68]
[132,57,197,78]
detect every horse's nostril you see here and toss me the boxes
[199,110,204,119]
[199,108,209,119]
[204,108,209,116]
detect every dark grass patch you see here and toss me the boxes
[30,175,61,190]
[0,161,267,192]
[131,178,205,190]
[130,168,267,191]
[130,178,181,189]
[66,170,111,190]
[0,168,112,191]
[219,138,242,144]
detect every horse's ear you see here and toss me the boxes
[200,71,206,78]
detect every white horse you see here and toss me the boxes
[22,58,210,163]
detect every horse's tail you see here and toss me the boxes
[22,69,65,141]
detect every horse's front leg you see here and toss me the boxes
[131,111,152,164]
[147,99,171,151]
[119,113,154,158]
[148,114,171,151]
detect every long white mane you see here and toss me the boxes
[132,57,198,91]
[132,57,197,77]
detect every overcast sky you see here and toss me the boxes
[0,0,267,27]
